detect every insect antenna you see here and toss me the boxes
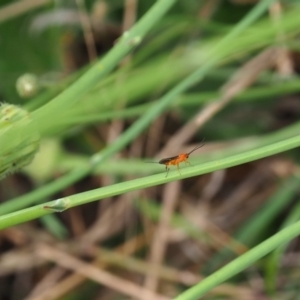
[187,139,205,155]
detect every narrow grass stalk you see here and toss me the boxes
[265,200,300,294]
[31,0,177,128]
[174,219,300,300]
[0,0,277,216]
[235,174,300,246]
[58,77,300,126]
[204,174,300,273]
[0,133,300,229]
[0,167,89,216]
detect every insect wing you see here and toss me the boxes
[159,155,178,165]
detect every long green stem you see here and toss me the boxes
[31,0,177,128]
[174,219,300,300]
[0,0,177,215]
[0,133,300,230]
[0,0,277,217]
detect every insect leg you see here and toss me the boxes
[185,160,193,166]
[177,163,182,175]
[165,165,170,178]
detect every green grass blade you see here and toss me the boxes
[1,133,300,229]
[265,200,300,295]
[174,219,300,300]
[204,174,300,273]
[31,0,177,128]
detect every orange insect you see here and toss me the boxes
[149,143,205,177]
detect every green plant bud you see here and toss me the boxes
[16,73,39,98]
[0,103,39,179]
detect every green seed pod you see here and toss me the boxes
[0,103,39,179]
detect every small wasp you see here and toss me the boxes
[148,142,205,177]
